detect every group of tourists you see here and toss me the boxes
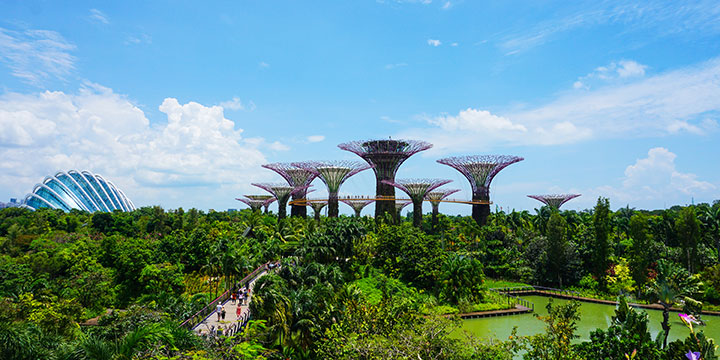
[215,285,251,322]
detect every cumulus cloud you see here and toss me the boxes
[385,62,408,70]
[0,27,76,85]
[399,57,720,153]
[0,84,277,209]
[307,135,325,143]
[586,148,716,207]
[427,39,442,47]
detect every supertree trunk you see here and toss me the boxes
[354,208,362,217]
[328,193,339,218]
[278,199,287,219]
[314,210,321,221]
[431,203,440,227]
[376,180,397,221]
[290,194,307,218]
[473,192,490,226]
[412,199,423,227]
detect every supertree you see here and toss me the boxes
[252,183,309,219]
[262,163,317,218]
[437,155,524,226]
[235,197,265,212]
[339,139,432,220]
[308,200,328,221]
[245,195,275,214]
[527,194,581,210]
[339,196,375,217]
[382,179,451,227]
[395,200,412,220]
[426,188,460,227]
[293,161,372,217]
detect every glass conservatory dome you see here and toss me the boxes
[24,170,136,212]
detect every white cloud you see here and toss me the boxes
[400,57,720,153]
[307,135,325,143]
[259,61,270,68]
[125,34,152,46]
[0,85,277,209]
[442,1,451,9]
[574,60,647,89]
[0,27,76,85]
[427,39,442,47]
[450,42,458,47]
[385,62,408,70]
[89,9,109,24]
[587,148,716,207]
[269,141,290,151]
[219,97,255,111]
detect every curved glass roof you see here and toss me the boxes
[24,170,135,212]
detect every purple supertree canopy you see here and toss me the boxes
[527,194,581,209]
[426,188,461,203]
[308,200,328,212]
[292,160,372,194]
[235,197,265,211]
[395,200,412,211]
[436,155,524,199]
[381,179,452,202]
[339,197,375,215]
[261,163,317,190]
[338,139,432,179]
[251,183,309,201]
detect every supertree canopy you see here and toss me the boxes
[382,179,451,227]
[308,200,328,221]
[395,200,412,219]
[339,197,375,217]
[528,194,581,210]
[252,183,309,219]
[245,195,275,214]
[294,160,371,217]
[426,188,460,227]
[338,139,432,220]
[235,197,265,212]
[262,163,317,218]
[437,155,523,226]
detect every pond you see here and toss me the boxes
[458,295,720,343]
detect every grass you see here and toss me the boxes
[485,278,531,289]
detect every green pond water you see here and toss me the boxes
[458,295,720,343]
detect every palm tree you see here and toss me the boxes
[648,260,699,348]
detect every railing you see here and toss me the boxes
[493,285,581,300]
[180,260,276,330]
[488,288,535,311]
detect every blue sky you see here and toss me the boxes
[1,0,719,215]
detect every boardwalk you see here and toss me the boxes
[192,269,268,336]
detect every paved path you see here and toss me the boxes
[193,269,268,336]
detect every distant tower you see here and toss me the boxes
[426,188,460,227]
[339,197,375,217]
[294,161,372,217]
[245,195,275,214]
[235,196,265,212]
[262,163,317,218]
[395,200,412,220]
[437,155,523,226]
[527,194,581,210]
[339,139,432,220]
[308,200,328,221]
[252,183,309,219]
[382,179,451,227]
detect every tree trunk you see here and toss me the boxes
[328,193,339,218]
[431,204,439,229]
[662,307,670,348]
[375,180,397,221]
[412,200,422,227]
[290,194,307,218]
[277,199,287,219]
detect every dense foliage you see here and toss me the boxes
[1,197,719,359]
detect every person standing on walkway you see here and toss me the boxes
[221,305,226,320]
[216,303,222,321]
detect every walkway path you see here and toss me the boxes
[192,269,268,336]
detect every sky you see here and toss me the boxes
[1,0,719,215]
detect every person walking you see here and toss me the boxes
[221,305,226,320]
[231,293,236,304]
[216,303,222,321]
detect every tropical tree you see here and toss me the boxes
[592,197,612,289]
[647,260,700,348]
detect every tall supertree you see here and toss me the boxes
[339,139,432,220]
[395,200,412,220]
[339,197,375,217]
[245,195,275,214]
[252,183,309,219]
[235,197,265,212]
[262,163,317,218]
[382,179,451,227]
[426,188,460,227]
[294,160,372,218]
[308,200,327,221]
[528,194,581,210]
[437,155,523,226]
